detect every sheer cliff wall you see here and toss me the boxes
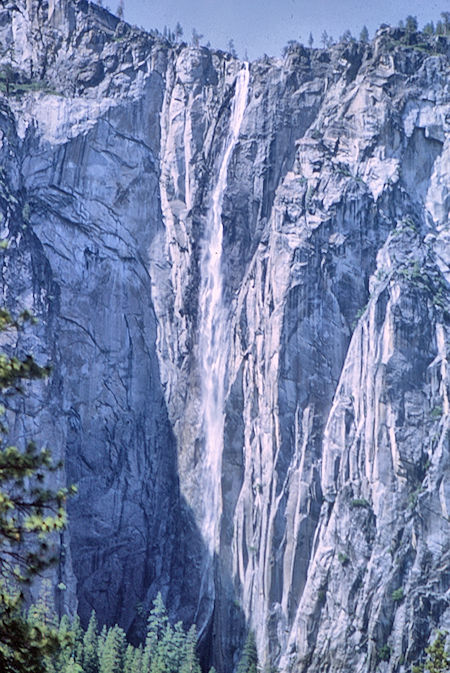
[0,2,449,671]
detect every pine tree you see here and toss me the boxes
[68,614,84,666]
[55,614,73,673]
[405,15,418,34]
[123,643,136,673]
[435,20,445,35]
[143,593,169,672]
[425,631,449,673]
[441,12,450,34]
[0,305,74,672]
[180,625,201,673]
[228,39,238,58]
[99,625,126,673]
[237,631,258,673]
[359,25,369,42]
[191,28,203,47]
[83,611,99,673]
[131,645,143,673]
[28,579,58,629]
[97,624,108,663]
[154,623,175,673]
[63,659,83,673]
[340,29,353,43]
[175,22,183,41]
[308,32,314,48]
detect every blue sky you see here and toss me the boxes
[120,0,448,59]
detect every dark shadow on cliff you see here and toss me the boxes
[66,411,246,673]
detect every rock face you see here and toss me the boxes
[0,1,449,671]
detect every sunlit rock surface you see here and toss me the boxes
[0,2,449,671]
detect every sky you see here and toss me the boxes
[119,0,448,60]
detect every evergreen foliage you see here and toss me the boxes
[99,625,126,673]
[359,26,369,42]
[83,611,99,673]
[412,631,450,673]
[14,593,204,673]
[237,631,258,673]
[405,15,418,34]
[0,307,75,673]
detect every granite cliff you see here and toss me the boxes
[0,1,449,671]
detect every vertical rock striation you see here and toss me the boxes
[0,2,448,671]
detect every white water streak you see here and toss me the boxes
[198,64,250,549]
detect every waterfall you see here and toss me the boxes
[198,63,250,549]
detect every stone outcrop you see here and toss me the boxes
[0,2,448,671]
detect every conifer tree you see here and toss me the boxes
[227,39,238,58]
[83,611,99,673]
[435,20,445,35]
[180,625,201,673]
[71,614,84,666]
[191,28,203,47]
[405,15,418,34]
[0,306,74,672]
[237,631,258,673]
[143,593,169,672]
[55,614,73,673]
[424,631,449,673]
[63,659,83,673]
[97,624,108,663]
[175,22,183,41]
[359,25,369,42]
[99,625,126,673]
[131,645,143,673]
[123,643,135,673]
[442,12,450,34]
[28,580,58,630]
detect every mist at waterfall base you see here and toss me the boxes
[124,0,447,59]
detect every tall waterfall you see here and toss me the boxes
[198,63,250,549]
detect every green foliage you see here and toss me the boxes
[140,593,202,673]
[360,26,369,42]
[392,588,404,602]
[143,592,169,670]
[340,29,353,43]
[83,611,99,673]
[0,305,75,672]
[0,583,62,673]
[378,644,391,662]
[424,631,450,673]
[352,304,368,329]
[350,498,370,508]
[180,625,201,673]
[175,22,183,41]
[405,15,418,34]
[338,552,349,566]
[191,28,203,47]
[414,631,450,673]
[99,625,126,673]
[321,30,333,48]
[237,631,258,673]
